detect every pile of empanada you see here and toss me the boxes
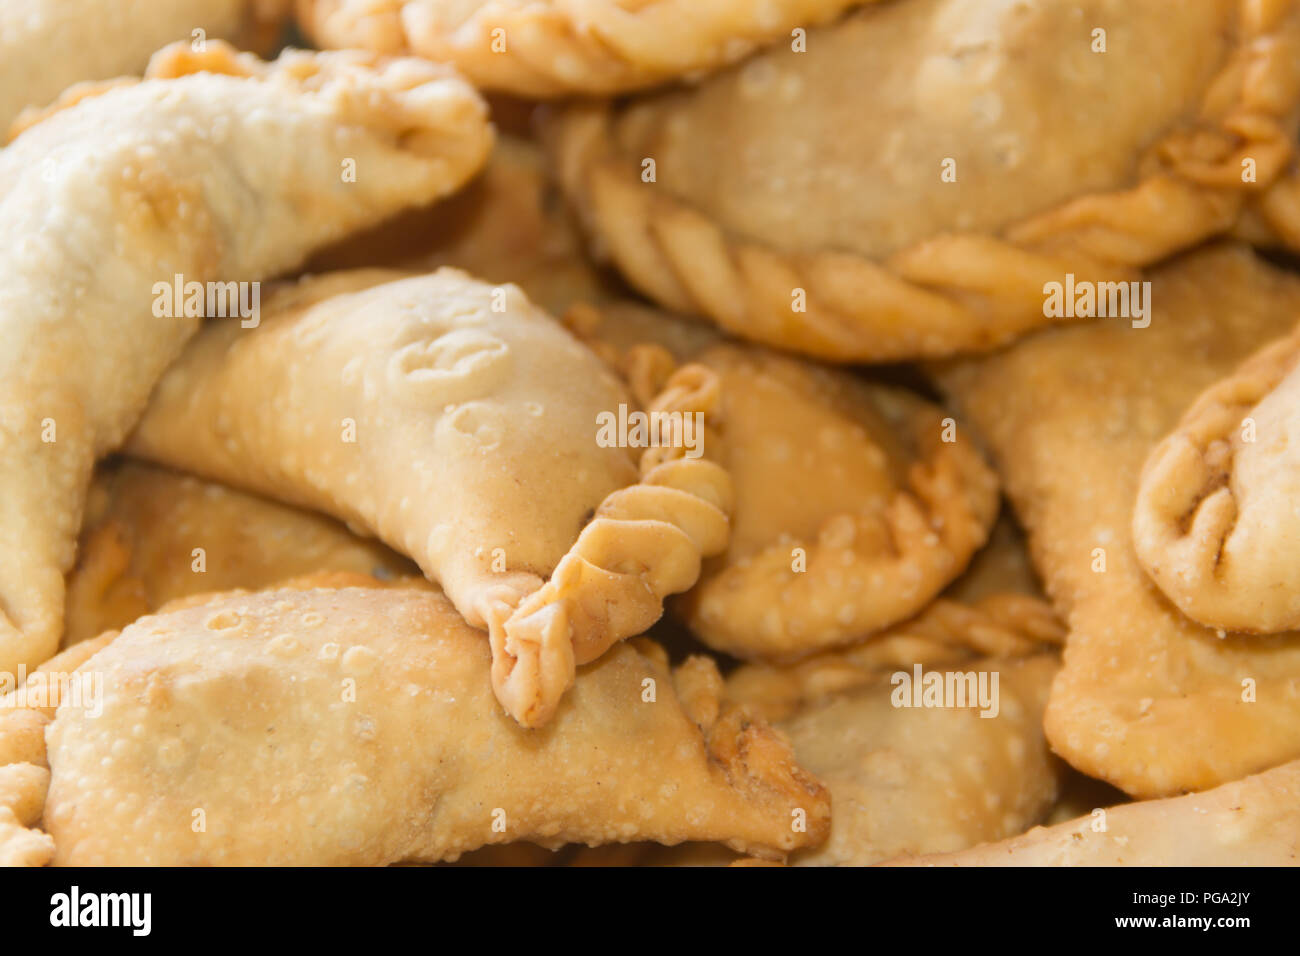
[3,0,1300,867]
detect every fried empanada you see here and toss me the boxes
[935,243,1300,798]
[0,42,490,687]
[550,0,1300,360]
[125,269,732,727]
[0,0,289,131]
[1133,324,1300,633]
[64,462,416,646]
[739,655,1062,866]
[892,759,1300,866]
[297,0,872,96]
[38,579,829,865]
[568,303,999,660]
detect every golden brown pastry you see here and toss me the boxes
[0,0,290,132]
[1133,324,1300,633]
[935,244,1300,798]
[0,41,490,689]
[297,0,872,96]
[893,759,1300,866]
[64,462,416,645]
[550,0,1300,360]
[125,269,731,728]
[737,654,1063,866]
[568,302,1000,660]
[39,579,830,864]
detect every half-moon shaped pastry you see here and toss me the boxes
[125,269,732,727]
[0,0,290,132]
[297,0,872,96]
[934,243,1300,798]
[550,0,1300,360]
[1133,324,1300,633]
[36,578,830,864]
[0,41,491,688]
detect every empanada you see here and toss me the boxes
[736,654,1062,866]
[549,0,1300,360]
[569,303,1000,660]
[0,0,289,131]
[0,41,491,686]
[935,244,1300,797]
[37,578,829,864]
[125,269,732,727]
[64,462,416,645]
[892,758,1300,866]
[1133,323,1300,633]
[297,0,871,96]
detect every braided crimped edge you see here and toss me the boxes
[679,381,999,661]
[724,593,1065,722]
[297,0,870,97]
[0,631,118,866]
[548,0,1300,361]
[1133,325,1300,633]
[486,360,734,728]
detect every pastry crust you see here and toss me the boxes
[771,655,1061,866]
[41,580,830,864]
[64,462,417,646]
[549,0,1300,360]
[125,269,731,727]
[725,594,1064,723]
[892,758,1300,866]
[297,0,871,96]
[0,0,290,132]
[935,243,1300,798]
[568,303,1000,659]
[0,42,490,687]
[1134,326,1300,633]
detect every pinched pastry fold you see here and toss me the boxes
[125,269,731,727]
[0,42,490,686]
[64,462,416,646]
[297,0,871,96]
[1134,325,1300,633]
[38,579,829,865]
[549,0,1300,361]
[0,0,290,132]
[568,303,999,660]
[892,759,1300,866]
[935,244,1300,798]
[730,654,1063,866]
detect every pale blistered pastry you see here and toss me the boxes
[64,462,416,646]
[40,579,829,864]
[894,759,1300,866]
[126,270,732,727]
[0,42,490,687]
[752,655,1062,866]
[935,244,1300,797]
[0,0,289,132]
[1134,325,1300,633]
[569,303,999,659]
[550,0,1300,360]
[297,0,872,96]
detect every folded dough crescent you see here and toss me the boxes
[64,462,416,646]
[0,42,491,687]
[934,243,1300,797]
[892,758,1300,866]
[297,0,872,96]
[35,578,829,864]
[549,0,1300,361]
[125,269,733,727]
[1133,323,1300,633]
[0,0,289,132]
[568,302,999,660]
